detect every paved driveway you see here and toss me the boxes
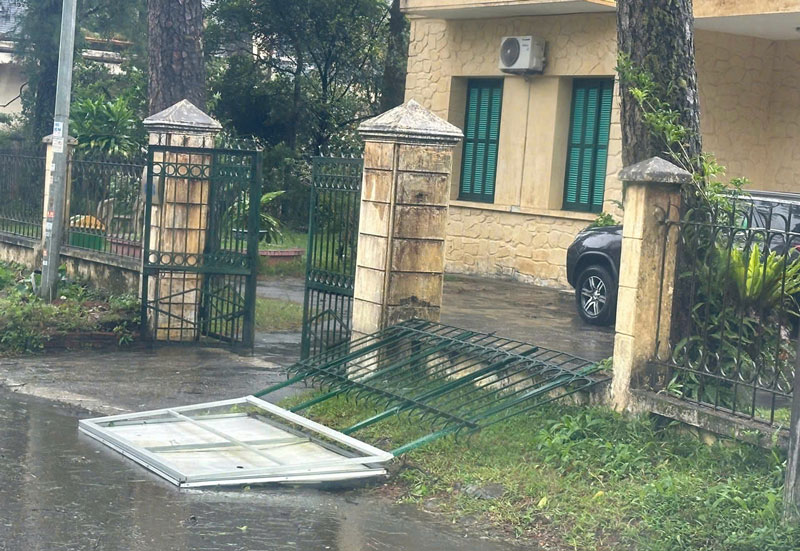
[441,275,615,362]
[258,274,615,362]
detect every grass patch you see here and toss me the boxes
[259,228,307,251]
[258,255,305,278]
[288,392,800,550]
[258,229,307,278]
[0,261,139,355]
[254,297,303,332]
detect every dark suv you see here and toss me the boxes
[565,191,800,325]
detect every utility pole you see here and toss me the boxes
[39,0,78,301]
[784,338,800,521]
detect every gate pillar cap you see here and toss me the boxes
[143,99,223,134]
[618,156,692,185]
[359,99,463,146]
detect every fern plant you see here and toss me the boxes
[725,244,800,313]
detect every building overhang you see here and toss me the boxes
[695,12,800,41]
[402,0,800,41]
[400,0,615,19]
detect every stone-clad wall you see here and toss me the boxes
[695,32,775,185]
[767,40,800,192]
[445,206,591,287]
[406,14,621,288]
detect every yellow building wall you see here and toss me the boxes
[694,0,800,17]
[695,32,774,186]
[766,40,800,192]
[406,14,800,287]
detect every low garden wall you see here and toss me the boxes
[0,232,140,295]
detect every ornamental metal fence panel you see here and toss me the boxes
[650,194,800,427]
[0,148,46,239]
[140,144,261,347]
[66,155,147,260]
[301,156,363,359]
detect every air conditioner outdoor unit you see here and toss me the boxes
[498,36,546,74]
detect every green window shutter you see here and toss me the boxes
[563,78,614,213]
[459,79,503,203]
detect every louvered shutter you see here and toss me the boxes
[459,79,503,203]
[563,79,614,213]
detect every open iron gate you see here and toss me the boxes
[301,156,363,358]
[141,145,262,347]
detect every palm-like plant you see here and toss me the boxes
[227,190,285,244]
[70,97,143,159]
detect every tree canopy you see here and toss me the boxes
[207,0,406,154]
[13,0,147,143]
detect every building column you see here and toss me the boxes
[142,99,222,341]
[351,99,463,340]
[611,157,691,410]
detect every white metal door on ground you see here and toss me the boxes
[79,396,393,488]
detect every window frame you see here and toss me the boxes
[562,78,614,214]
[458,78,504,204]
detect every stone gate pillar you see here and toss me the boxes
[142,100,222,341]
[351,99,463,340]
[611,157,691,410]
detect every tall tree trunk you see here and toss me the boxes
[147,0,206,114]
[617,0,702,167]
[617,0,702,374]
[379,0,408,112]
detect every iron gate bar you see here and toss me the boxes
[301,156,363,358]
[256,319,609,455]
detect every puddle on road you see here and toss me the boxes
[0,390,522,551]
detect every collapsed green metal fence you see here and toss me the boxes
[259,319,608,455]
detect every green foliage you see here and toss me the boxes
[671,240,800,409]
[299,395,800,549]
[207,0,391,153]
[227,190,285,243]
[589,212,619,228]
[0,262,140,355]
[70,96,144,158]
[207,0,406,230]
[728,244,800,311]
[14,0,147,143]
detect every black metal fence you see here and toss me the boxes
[0,148,46,239]
[67,155,146,259]
[652,195,799,427]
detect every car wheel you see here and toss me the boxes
[575,265,617,326]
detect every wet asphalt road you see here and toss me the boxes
[441,275,614,362]
[0,389,523,551]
